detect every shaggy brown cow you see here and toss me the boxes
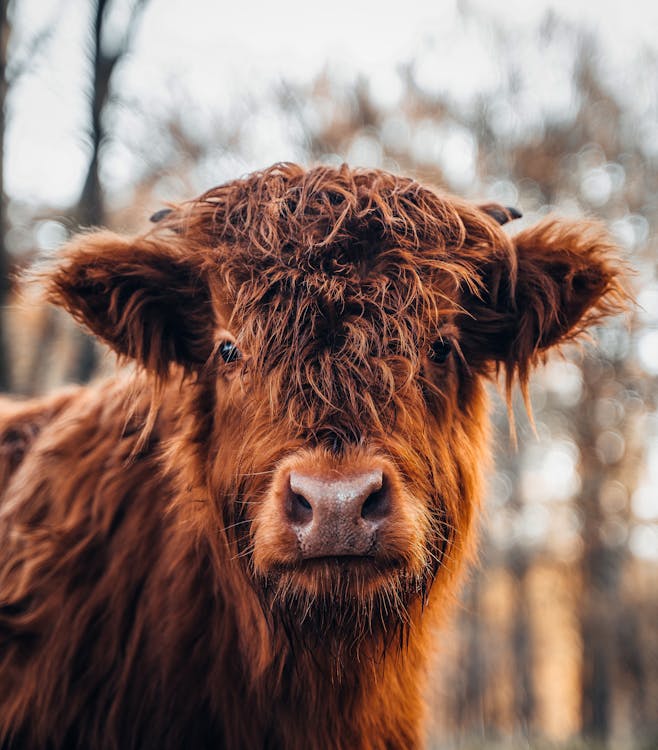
[0,163,625,749]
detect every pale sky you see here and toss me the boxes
[6,0,658,207]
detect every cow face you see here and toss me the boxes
[47,164,626,640]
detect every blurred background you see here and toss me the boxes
[1,0,657,747]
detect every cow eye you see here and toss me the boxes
[428,340,452,364]
[219,341,241,363]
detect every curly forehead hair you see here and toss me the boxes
[166,162,509,277]
[149,164,516,428]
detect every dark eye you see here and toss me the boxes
[428,339,452,364]
[219,341,241,363]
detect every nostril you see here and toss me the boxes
[295,492,312,512]
[360,480,390,521]
[286,480,314,525]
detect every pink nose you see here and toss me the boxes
[286,469,391,558]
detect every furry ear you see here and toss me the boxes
[45,231,214,375]
[458,218,628,384]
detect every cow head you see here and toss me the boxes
[46,163,626,645]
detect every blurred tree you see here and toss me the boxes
[6,0,151,388]
[71,0,148,382]
[0,0,61,394]
[0,0,11,391]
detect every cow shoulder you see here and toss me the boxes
[0,376,183,746]
[0,388,81,499]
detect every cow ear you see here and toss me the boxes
[458,218,628,383]
[45,230,214,375]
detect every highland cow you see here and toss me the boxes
[0,164,625,749]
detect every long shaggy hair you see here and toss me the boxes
[0,163,627,749]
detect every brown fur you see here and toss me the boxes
[0,164,627,749]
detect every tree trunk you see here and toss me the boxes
[509,549,535,735]
[577,357,624,745]
[69,0,114,383]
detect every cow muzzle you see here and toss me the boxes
[286,468,390,558]
[250,448,428,582]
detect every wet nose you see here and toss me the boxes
[286,469,391,558]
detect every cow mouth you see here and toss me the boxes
[262,554,411,601]
[297,554,401,571]
[278,553,402,573]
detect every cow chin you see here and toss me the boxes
[255,557,431,645]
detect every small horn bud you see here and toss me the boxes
[479,203,523,225]
[149,208,173,223]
